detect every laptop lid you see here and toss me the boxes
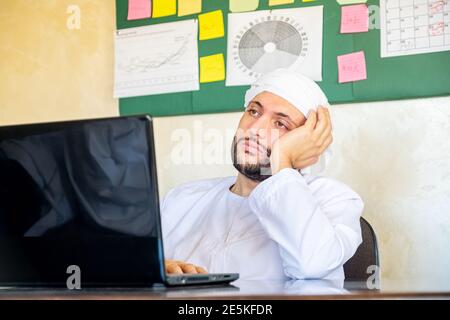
[0,115,166,287]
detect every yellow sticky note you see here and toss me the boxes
[269,0,294,6]
[152,0,176,18]
[230,0,259,12]
[200,54,225,83]
[198,10,224,41]
[302,0,317,2]
[178,0,202,17]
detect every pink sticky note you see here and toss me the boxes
[128,0,152,20]
[340,4,369,33]
[337,51,367,83]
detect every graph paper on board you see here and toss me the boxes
[380,0,450,57]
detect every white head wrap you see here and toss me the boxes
[244,68,329,117]
[244,68,332,174]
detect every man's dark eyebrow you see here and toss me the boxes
[249,101,263,108]
[249,101,296,125]
[274,112,294,123]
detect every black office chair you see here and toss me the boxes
[343,217,380,281]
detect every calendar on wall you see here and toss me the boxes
[380,0,450,57]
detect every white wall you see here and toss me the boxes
[153,96,450,282]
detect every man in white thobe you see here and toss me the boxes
[162,69,363,280]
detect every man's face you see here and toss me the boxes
[232,91,307,182]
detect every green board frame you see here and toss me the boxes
[116,0,450,117]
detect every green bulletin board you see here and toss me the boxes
[115,0,450,117]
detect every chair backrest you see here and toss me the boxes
[343,217,380,281]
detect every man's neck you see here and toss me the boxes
[230,173,260,197]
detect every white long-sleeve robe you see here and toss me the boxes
[160,168,363,280]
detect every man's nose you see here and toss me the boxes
[249,116,272,139]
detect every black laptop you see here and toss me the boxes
[0,115,238,287]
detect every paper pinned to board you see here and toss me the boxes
[226,6,324,86]
[114,19,200,98]
[337,51,367,83]
[229,0,259,12]
[336,0,367,4]
[127,0,151,20]
[200,54,226,83]
[178,0,202,17]
[152,0,176,18]
[199,10,225,40]
[269,0,294,6]
[380,0,450,57]
[340,4,369,33]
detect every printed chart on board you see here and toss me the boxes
[226,6,324,86]
[380,0,450,57]
[114,19,199,98]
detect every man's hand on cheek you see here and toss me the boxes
[165,259,208,275]
[270,106,333,175]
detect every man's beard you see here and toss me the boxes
[231,136,272,182]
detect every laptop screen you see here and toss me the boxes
[0,117,163,286]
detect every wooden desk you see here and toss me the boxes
[1,279,449,300]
